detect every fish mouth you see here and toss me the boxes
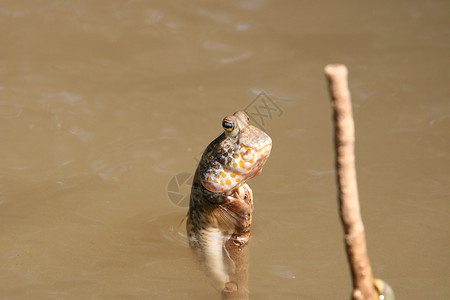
[243,142,271,163]
[258,142,272,156]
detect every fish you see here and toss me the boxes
[186,111,272,289]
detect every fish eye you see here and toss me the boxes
[222,117,235,132]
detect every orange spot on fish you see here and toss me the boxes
[220,180,224,186]
[230,173,236,178]
[233,153,239,159]
[207,177,212,181]
[225,179,231,185]
[213,179,218,183]
[236,178,241,183]
[220,172,226,178]
[239,161,246,168]
[233,163,237,168]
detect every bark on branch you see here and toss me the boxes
[325,64,375,300]
[221,184,252,300]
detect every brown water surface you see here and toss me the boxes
[1,1,449,299]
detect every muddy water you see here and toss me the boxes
[0,1,449,299]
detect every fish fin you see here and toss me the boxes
[200,183,253,232]
[177,215,187,231]
[209,195,252,232]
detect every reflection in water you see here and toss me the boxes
[187,112,271,294]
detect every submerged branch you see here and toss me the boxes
[221,184,253,300]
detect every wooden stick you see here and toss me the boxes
[221,184,253,300]
[324,64,375,300]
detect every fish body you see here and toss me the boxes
[187,111,272,289]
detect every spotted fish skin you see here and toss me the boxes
[187,111,272,290]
